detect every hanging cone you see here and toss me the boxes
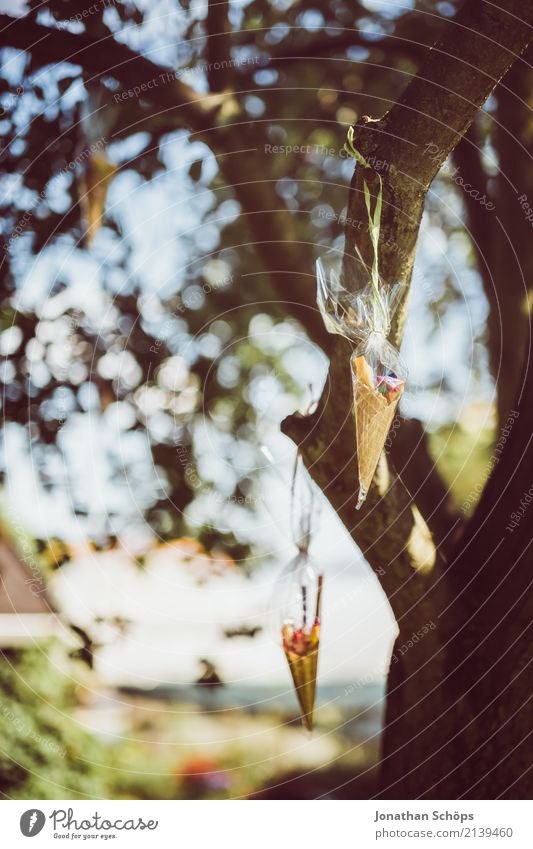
[352,356,404,508]
[281,573,323,731]
[282,623,320,731]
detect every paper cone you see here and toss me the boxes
[282,623,320,731]
[354,378,401,507]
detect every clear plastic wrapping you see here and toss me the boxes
[316,248,407,507]
[272,454,323,731]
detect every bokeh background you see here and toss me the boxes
[0,0,522,798]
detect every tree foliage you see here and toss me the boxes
[1,0,533,798]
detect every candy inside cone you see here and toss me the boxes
[282,621,320,731]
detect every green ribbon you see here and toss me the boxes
[344,127,388,333]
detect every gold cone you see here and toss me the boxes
[284,644,319,731]
[353,377,401,507]
[282,622,320,731]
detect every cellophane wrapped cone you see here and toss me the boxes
[316,250,407,507]
[276,556,323,731]
[278,562,323,731]
[273,458,323,730]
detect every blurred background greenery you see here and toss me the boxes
[0,0,504,798]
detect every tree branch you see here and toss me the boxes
[206,0,232,91]
[0,13,225,129]
[282,341,440,627]
[0,11,328,348]
[237,0,457,73]
[260,30,426,68]
[356,1,533,189]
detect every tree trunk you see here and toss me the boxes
[284,0,533,798]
